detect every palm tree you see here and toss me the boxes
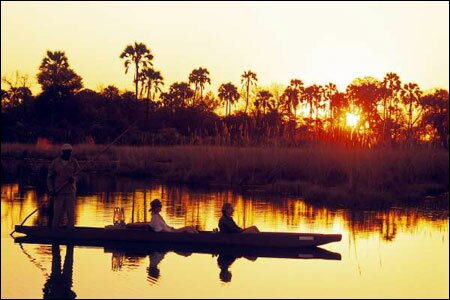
[120,42,153,100]
[303,85,323,135]
[171,82,194,107]
[329,92,348,129]
[161,82,194,109]
[420,89,449,147]
[400,82,422,142]
[346,78,385,144]
[218,83,240,116]
[102,85,120,100]
[256,90,273,115]
[241,71,258,114]
[382,72,402,141]
[140,67,164,118]
[189,67,211,106]
[304,85,323,120]
[37,50,83,95]
[289,79,304,118]
[290,79,304,92]
[152,76,164,102]
[281,86,298,119]
[323,82,338,127]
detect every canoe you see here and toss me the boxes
[14,225,342,248]
[14,236,341,261]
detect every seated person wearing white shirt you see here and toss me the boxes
[149,199,198,233]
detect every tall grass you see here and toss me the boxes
[2,143,448,208]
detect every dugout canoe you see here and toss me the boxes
[14,225,342,248]
[14,236,341,260]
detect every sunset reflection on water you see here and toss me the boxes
[1,180,448,298]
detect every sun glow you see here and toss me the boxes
[346,112,360,128]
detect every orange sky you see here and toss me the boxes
[1,1,449,95]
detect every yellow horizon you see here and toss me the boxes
[1,1,449,95]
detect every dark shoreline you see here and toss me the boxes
[2,159,448,211]
[1,143,449,210]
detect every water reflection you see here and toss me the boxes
[2,180,448,242]
[42,244,76,299]
[147,251,166,284]
[14,235,343,286]
[217,254,235,282]
[102,244,340,284]
[2,177,449,299]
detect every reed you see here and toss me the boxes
[2,143,448,208]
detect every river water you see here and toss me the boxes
[1,175,448,298]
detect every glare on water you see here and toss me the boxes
[1,179,448,299]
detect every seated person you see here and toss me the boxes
[218,203,260,234]
[149,199,198,233]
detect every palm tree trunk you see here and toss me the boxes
[315,104,319,137]
[294,99,299,120]
[245,82,249,114]
[194,84,198,107]
[408,98,413,143]
[146,82,152,121]
[200,86,204,103]
[139,82,145,99]
[135,62,139,101]
[382,97,387,143]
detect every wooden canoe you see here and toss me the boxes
[14,225,342,248]
[14,236,341,260]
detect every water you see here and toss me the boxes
[1,176,449,298]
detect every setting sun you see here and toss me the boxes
[346,112,360,128]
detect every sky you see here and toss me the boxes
[1,1,449,95]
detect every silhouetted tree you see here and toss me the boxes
[255,90,273,115]
[218,83,240,116]
[241,70,258,114]
[101,85,120,100]
[281,86,298,119]
[200,91,221,112]
[303,84,323,135]
[329,91,348,130]
[420,89,449,147]
[323,83,337,118]
[189,67,210,106]
[400,83,422,143]
[281,79,304,120]
[37,51,83,97]
[161,82,194,111]
[140,67,164,119]
[382,72,402,142]
[1,72,33,110]
[120,42,153,100]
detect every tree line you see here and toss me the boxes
[2,41,448,148]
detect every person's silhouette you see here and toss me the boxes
[147,251,166,285]
[43,244,76,299]
[217,254,238,283]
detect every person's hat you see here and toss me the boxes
[149,199,162,211]
[61,144,73,151]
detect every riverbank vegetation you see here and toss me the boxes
[2,42,448,148]
[2,143,448,208]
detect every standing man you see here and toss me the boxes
[47,144,80,228]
